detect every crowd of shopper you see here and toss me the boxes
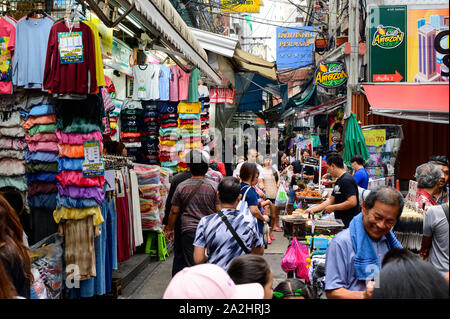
[161,147,449,300]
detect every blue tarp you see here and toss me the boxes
[235,73,288,112]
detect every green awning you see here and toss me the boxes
[343,113,370,167]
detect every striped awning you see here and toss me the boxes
[116,0,222,85]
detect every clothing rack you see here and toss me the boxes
[102,155,134,170]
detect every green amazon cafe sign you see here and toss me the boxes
[314,61,348,88]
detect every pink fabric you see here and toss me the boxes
[0,17,15,95]
[25,132,58,143]
[56,170,105,188]
[55,130,103,145]
[177,65,190,101]
[169,65,180,102]
[27,141,59,153]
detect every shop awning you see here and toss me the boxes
[363,83,449,124]
[115,0,221,85]
[233,48,278,81]
[189,27,239,58]
[296,96,347,120]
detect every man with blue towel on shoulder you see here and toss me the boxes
[324,187,404,299]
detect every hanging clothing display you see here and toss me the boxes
[12,16,54,89]
[43,21,97,95]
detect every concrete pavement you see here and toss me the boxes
[120,231,291,299]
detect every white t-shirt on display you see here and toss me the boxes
[132,64,161,100]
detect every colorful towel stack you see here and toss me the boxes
[140,101,160,165]
[134,164,163,231]
[158,101,179,174]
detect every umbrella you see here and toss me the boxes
[343,113,370,167]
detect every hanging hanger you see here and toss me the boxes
[26,9,48,20]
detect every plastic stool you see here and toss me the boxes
[145,231,158,256]
[157,232,169,261]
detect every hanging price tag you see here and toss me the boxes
[58,32,84,64]
[82,140,104,178]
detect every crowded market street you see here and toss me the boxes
[0,0,448,308]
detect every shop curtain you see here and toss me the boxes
[343,113,370,167]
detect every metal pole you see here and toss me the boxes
[345,0,359,118]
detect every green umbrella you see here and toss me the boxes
[343,113,370,167]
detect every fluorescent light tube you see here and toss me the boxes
[118,7,142,29]
[118,23,135,37]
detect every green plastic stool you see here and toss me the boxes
[157,232,169,261]
[145,231,158,257]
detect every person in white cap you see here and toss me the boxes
[163,263,265,299]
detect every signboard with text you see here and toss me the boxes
[276,26,314,70]
[221,0,263,13]
[369,6,407,82]
[363,129,386,146]
[314,61,347,88]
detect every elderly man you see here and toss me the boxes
[428,156,449,204]
[415,163,442,212]
[325,187,404,299]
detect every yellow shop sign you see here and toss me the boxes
[221,0,263,13]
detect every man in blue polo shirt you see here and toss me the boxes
[351,155,369,190]
[324,187,404,298]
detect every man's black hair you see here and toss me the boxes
[350,155,365,166]
[429,155,449,168]
[364,186,404,219]
[187,150,209,176]
[373,250,449,299]
[301,149,310,157]
[326,152,344,169]
[218,177,241,204]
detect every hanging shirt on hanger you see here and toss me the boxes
[132,64,159,100]
[169,65,180,102]
[12,16,53,89]
[0,17,15,94]
[177,65,190,101]
[43,21,97,95]
[159,64,171,101]
[186,68,201,102]
[82,20,105,87]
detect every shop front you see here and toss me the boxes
[0,0,220,299]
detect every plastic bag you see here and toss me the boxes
[29,233,64,299]
[236,186,252,217]
[275,183,288,207]
[295,240,311,281]
[281,237,300,273]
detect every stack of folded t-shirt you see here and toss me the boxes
[176,101,202,172]
[22,102,59,213]
[140,101,160,165]
[53,96,105,255]
[0,95,27,192]
[199,87,211,151]
[158,101,179,174]
[120,99,143,159]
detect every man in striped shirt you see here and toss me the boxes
[193,177,264,270]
